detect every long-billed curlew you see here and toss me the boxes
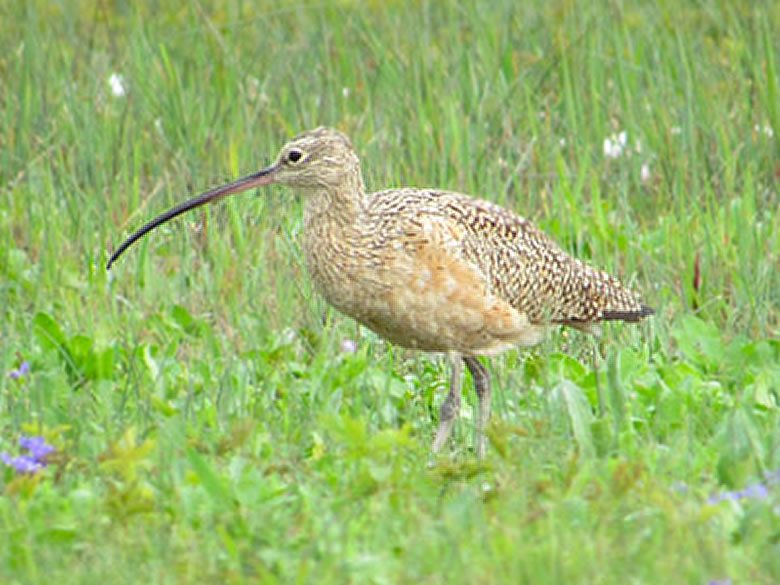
[108,127,653,457]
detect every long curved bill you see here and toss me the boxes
[107,164,278,270]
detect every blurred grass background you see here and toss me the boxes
[1,1,778,583]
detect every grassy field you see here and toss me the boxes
[1,0,778,582]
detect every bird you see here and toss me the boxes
[107,127,654,458]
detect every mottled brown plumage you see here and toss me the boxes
[108,126,653,457]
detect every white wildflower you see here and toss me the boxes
[640,162,651,183]
[340,339,357,354]
[754,124,774,138]
[108,73,126,97]
[603,131,628,159]
[281,327,297,344]
[246,76,260,101]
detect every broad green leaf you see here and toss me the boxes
[550,380,595,457]
[186,447,234,508]
[32,312,67,353]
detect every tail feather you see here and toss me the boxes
[601,304,655,322]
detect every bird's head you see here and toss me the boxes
[270,127,361,191]
[106,126,360,269]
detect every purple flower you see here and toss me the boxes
[740,483,770,500]
[1,453,43,473]
[1,435,55,474]
[7,361,30,379]
[19,436,55,460]
[707,472,777,505]
[707,580,731,585]
[765,469,780,485]
[340,339,358,354]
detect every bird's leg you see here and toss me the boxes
[464,356,491,458]
[592,342,605,418]
[432,352,464,454]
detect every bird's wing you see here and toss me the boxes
[370,189,651,328]
[360,191,543,352]
[446,192,652,325]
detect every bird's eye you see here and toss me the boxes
[287,149,303,163]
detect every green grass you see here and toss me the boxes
[1,0,779,583]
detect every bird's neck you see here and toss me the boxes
[303,173,367,229]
